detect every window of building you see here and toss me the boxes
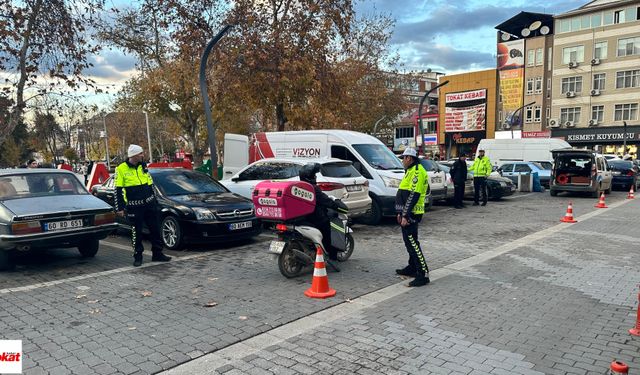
[535,77,543,94]
[526,78,534,95]
[563,46,584,64]
[395,126,414,139]
[593,73,606,90]
[581,15,591,29]
[614,103,639,121]
[559,19,571,33]
[546,107,551,119]
[614,9,626,24]
[617,37,640,57]
[534,106,542,122]
[571,17,580,30]
[535,48,543,66]
[591,105,604,122]
[499,111,503,122]
[547,78,551,98]
[561,76,583,93]
[525,106,534,123]
[527,50,535,67]
[604,10,614,25]
[560,107,581,123]
[591,13,602,27]
[616,70,640,88]
[547,47,552,70]
[594,41,607,59]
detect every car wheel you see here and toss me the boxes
[161,215,183,250]
[550,189,558,197]
[78,239,99,258]
[0,250,14,271]
[359,198,381,225]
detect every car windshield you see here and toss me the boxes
[153,171,227,196]
[0,173,88,200]
[320,162,361,178]
[419,159,439,172]
[352,144,403,170]
[608,160,634,170]
[438,164,450,173]
[534,161,553,170]
[531,162,545,170]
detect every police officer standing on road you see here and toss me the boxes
[115,144,171,267]
[450,153,468,209]
[470,149,492,206]
[395,148,430,287]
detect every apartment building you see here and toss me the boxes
[550,0,640,155]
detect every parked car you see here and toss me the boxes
[499,161,551,187]
[438,162,515,200]
[221,158,372,218]
[418,158,451,202]
[0,169,118,270]
[437,163,474,198]
[550,150,613,197]
[531,160,553,170]
[92,168,260,249]
[607,159,639,191]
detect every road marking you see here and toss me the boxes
[161,195,635,375]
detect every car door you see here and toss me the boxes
[500,164,515,183]
[598,157,613,190]
[93,176,116,206]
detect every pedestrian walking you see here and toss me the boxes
[394,148,430,287]
[115,144,171,267]
[80,162,88,186]
[450,153,468,209]
[470,149,492,206]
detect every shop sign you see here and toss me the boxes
[566,133,635,142]
[522,131,551,138]
[451,132,479,144]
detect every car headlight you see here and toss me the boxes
[193,207,216,221]
[381,176,402,188]
[500,181,507,187]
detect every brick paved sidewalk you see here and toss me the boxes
[167,197,640,375]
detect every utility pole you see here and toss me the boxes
[144,111,152,163]
[418,80,449,156]
[102,114,111,171]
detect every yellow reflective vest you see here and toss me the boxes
[397,162,429,216]
[470,156,492,177]
[114,162,155,210]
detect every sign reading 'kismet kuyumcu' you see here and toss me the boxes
[291,186,314,202]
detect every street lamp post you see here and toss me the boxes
[372,115,387,134]
[623,121,628,154]
[418,80,449,156]
[102,114,111,171]
[508,100,536,139]
[144,111,152,163]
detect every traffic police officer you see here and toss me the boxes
[470,149,492,206]
[395,148,430,287]
[115,144,171,267]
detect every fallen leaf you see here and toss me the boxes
[207,277,218,282]
[204,301,218,308]
[238,316,248,320]
[128,326,137,330]
[76,295,87,299]
[87,300,99,304]
[141,291,153,297]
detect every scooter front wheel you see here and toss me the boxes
[337,233,354,262]
[278,242,306,278]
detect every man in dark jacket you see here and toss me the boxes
[299,163,348,261]
[450,154,468,209]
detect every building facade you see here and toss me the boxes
[437,69,498,158]
[551,0,640,156]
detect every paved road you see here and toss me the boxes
[1,191,638,374]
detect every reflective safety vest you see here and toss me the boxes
[398,163,429,215]
[114,162,155,210]
[470,156,492,177]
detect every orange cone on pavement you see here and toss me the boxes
[595,192,608,208]
[560,201,577,223]
[304,246,336,299]
[630,288,640,336]
[609,360,629,374]
[627,186,635,199]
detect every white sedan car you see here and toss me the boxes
[221,158,372,218]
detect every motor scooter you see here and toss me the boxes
[268,210,354,278]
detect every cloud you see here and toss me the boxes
[403,44,495,72]
[85,50,137,80]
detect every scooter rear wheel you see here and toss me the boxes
[278,241,306,278]
[337,233,354,262]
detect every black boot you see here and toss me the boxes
[133,253,143,267]
[395,265,416,277]
[151,252,172,262]
[408,273,430,287]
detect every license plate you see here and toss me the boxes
[229,221,252,230]
[346,185,362,192]
[268,240,286,254]
[432,177,442,184]
[612,171,621,176]
[45,219,83,232]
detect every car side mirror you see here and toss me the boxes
[231,176,240,182]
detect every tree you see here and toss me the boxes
[0,0,105,146]
[33,112,63,163]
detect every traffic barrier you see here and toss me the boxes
[609,360,629,374]
[627,186,635,199]
[304,246,336,299]
[630,287,640,336]
[594,192,608,208]
[560,201,577,223]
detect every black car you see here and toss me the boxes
[608,159,639,191]
[0,169,118,270]
[92,168,260,249]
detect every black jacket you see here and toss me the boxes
[450,158,468,185]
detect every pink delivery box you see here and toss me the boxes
[252,180,316,222]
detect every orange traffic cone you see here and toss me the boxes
[304,246,336,299]
[560,201,577,223]
[630,288,640,336]
[627,186,635,199]
[595,192,608,208]
[609,360,629,374]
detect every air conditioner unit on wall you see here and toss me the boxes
[565,121,576,128]
[548,118,560,128]
[591,58,601,66]
[589,119,599,126]
[590,89,601,96]
[566,91,576,98]
[568,61,579,68]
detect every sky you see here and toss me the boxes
[82,0,589,107]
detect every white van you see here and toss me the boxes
[477,138,571,165]
[223,130,420,225]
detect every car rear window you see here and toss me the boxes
[153,171,227,196]
[608,160,633,170]
[556,155,592,169]
[321,162,361,178]
[0,173,88,200]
